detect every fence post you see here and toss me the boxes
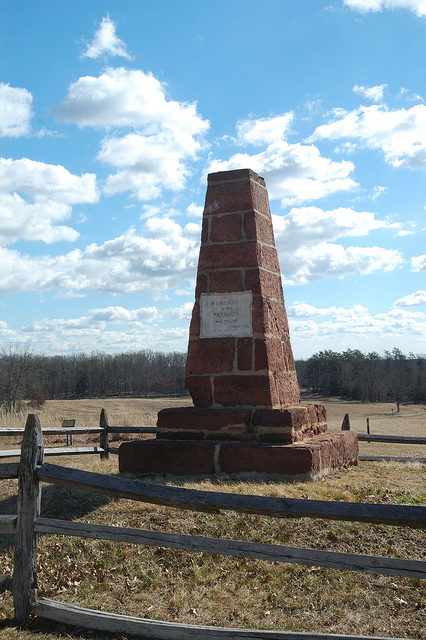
[341,413,350,430]
[366,418,370,434]
[100,409,109,460]
[13,413,44,624]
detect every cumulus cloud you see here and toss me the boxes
[394,290,426,306]
[52,67,209,200]
[279,242,403,285]
[81,14,132,60]
[309,104,426,169]
[168,301,193,319]
[272,206,396,251]
[0,157,98,204]
[344,0,426,17]
[51,68,208,134]
[0,83,33,137]
[411,254,426,270]
[236,113,294,145]
[0,222,199,296]
[0,157,98,245]
[20,314,188,355]
[353,84,387,102]
[0,194,78,246]
[289,302,426,344]
[90,306,158,323]
[99,131,198,198]
[208,140,357,207]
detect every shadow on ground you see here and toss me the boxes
[0,485,112,554]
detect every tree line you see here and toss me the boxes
[0,344,186,413]
[298,348,426,410]
[0,343,425,414]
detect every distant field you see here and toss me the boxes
[0,394,425,640]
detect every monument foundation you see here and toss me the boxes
[119,169,358,480]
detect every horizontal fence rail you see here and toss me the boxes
[37,462,426,528]
[0,409,156,460]
[357,433,426,445]
[34,517,426,579]
[33,597,409,640]
[357,432,426,463]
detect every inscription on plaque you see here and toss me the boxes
[200,292,253,338]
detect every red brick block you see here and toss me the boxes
[210,270,243,293]
[210,213,243,243]
[201,217,209,244]
[260,245,281,274]
[119,440,216,475]
[244,268,283,298]
[185,375,213,407]
[218,442,320,477]
[213,374,277,407]
[204,183,253,217]
[195,274,208,298]
[198,242,260,271]
[252,297,289,335]
[249,178,271,217]
[252,406,309,429]
[189,302,200,337]
[186,337,235,375]
[273,371,301,407]
[243,210,275,246]
[237,337,253,371]
[157,407,251,431]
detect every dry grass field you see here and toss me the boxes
[0,393,425,640]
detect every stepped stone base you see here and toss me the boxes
[156,405,328,443]
[119,430,358,482]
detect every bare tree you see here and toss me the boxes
[0,343,40,414]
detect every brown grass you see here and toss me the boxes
[0,394,425,639]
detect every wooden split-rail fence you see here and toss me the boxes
[0,413,425,639]
[0,408,156,461]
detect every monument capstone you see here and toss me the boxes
[119,169,358,480]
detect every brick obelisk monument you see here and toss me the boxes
[119,169,358,479]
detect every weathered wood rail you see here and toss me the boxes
[0,408,156,460]
[356,433,426,463]
[0,414,425,640]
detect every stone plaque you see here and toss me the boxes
[200,292,253,338]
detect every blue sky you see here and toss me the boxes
[0,0,425,359]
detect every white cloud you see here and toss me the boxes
[0,157,98,204]
[279,242,403,285]
[52,67,209,134]
[353,84,387,102]
[0,157,98,245]
[236,113,294,145]
[272,206,395,251]
[0,83,33,137]
[208,140,357,206]
[168,301,193,320]
[288,303,351,317]
[52,67,209,200]
[81,15,132,60]
[19,314,188,355]
[394,290,426,306]
[411,254,426,270]
[186,203,203,218]
[0,193,78,246]
[344,0,426,17]
[309,104,426,169]
[99,131,197,198]
[0,224,199,296]
[90,306,158,323]
[289,303,426,344]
